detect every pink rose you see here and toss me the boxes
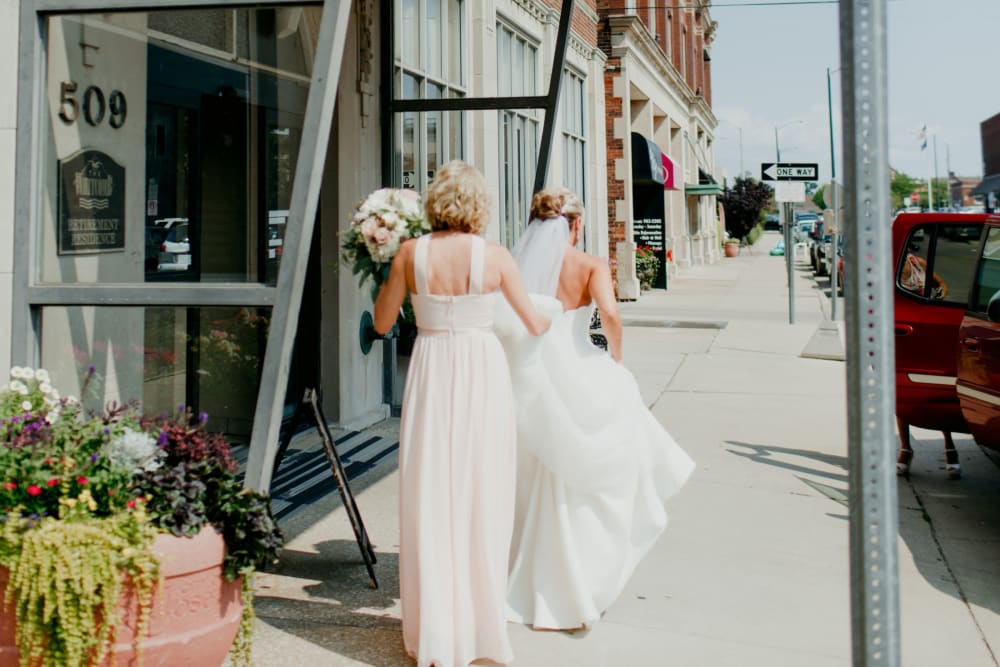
[373,227,392,245]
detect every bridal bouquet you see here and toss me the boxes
[341,187,430,297]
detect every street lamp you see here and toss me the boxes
[774,120,804,163]
[720,119,744,177]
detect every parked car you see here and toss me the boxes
[956,220,1000,452]
[770,238,785,256]
[764,213,781,231]
[144,226,169,272]
[154,218,192,272]
[893,212,992,436]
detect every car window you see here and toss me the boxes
[930,224,983,307]
[970,227,1000,314]
[898,227,932,298]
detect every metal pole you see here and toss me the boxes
[738,126,744,178]
[933,136,940,210]
[828,67,839,321]
[785,201,795,324]
[774,126,781,163]
[840,1,900,665]
[531,0,575,195]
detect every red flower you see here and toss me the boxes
[126,499,136,508]
[2,482,16,491]
[46,478,59,487]
[26,485,42,496]
[76,476,88,485]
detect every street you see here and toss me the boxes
[246,232,1000,666]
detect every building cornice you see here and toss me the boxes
[607,15,695,105]
[508,0,604,62]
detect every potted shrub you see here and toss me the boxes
[0,366,283,667]
[724,237,741,258]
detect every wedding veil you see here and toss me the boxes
[512,216,570,297]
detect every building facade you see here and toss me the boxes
[0,0,629,488]
[973,111,1000,210]
[598,1,719,298]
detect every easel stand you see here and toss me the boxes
[275,388,379,589]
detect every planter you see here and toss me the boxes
[0,528,242,667]
[724,242,740,258]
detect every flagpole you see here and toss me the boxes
[933,136,940,210]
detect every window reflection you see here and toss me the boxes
[41,7,320,286]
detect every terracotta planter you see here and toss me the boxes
[0,527,242,667]
[724,242,740,258]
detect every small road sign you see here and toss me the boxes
[761,162,820,181]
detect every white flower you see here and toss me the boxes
[65,396,79,406]
[34,369,50,383]
[44,409,60,424]
[20,368,34,381]
[39,382,53,395]
[8,380,27,395]
[49,389,60,401]
[20,400,32,411]
[105,428,162,473]
[8,366,23,379]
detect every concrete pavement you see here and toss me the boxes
[247,231,1000,666]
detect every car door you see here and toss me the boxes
[957,223,1000,449]
[893,214,985,431]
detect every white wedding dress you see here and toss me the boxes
[496,217,695,630]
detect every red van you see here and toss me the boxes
[893,213,995,433]
[956,219,1000,452]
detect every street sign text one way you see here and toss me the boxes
[761,162,819,181]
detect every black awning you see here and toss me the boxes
[971,173,1000,196]
[631,133,665,185]
[698,168,717,185]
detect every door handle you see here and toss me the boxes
[962,337,980,352]
[895,324,913,336]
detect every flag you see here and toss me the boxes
[919,125,927,151]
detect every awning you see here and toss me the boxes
[685,183,723,196]
[971,173,1000,196]
[686,168,722,196]
[631,133,665,185]
[661,153,678,190]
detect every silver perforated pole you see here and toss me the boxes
[840,1,900,666]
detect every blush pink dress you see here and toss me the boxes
[398,233,517,667]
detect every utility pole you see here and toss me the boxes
[933,136,940,210]
[827,66,840,321]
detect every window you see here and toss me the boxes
[561,69,586,204]
[497,22,539,247]
[394,0,466,191]
[898,224,982,305]
[970,226,1000,313]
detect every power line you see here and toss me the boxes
[628,1,839,8]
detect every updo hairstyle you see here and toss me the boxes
[423,160,490,234]
[529,187,584,225]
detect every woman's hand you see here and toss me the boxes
[373,242,413,334]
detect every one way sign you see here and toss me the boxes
[761,162,819,181]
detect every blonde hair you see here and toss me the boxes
[424,161,490,234]
[529,187,584,225]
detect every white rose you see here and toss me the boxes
[21,400,32,411]
[35,369,50,383]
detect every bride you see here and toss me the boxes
[496,187,695,631]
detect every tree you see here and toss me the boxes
[890,171,920,209]
[813,184,827,210]
[720,177,774,241]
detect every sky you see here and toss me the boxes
[710,0,1000,188]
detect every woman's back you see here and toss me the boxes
[555,248,597,311]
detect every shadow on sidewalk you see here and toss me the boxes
[256,540,408,666]
[726,437,1000,619]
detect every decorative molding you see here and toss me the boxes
[509,0,548,24]
[607,15,695,105]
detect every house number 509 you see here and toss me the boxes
[57,82,127,129]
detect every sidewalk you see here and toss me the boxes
[248,231,1000,666]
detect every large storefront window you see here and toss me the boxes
[40,8,316,286]
[497,22,539,247]
[394,0,466,190]
[33,5,322,438]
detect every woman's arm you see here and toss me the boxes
[497,247,551,336]
[373,242,412,334]
[589,260,623,362]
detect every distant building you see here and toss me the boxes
[972,112,1000,211]
[948,173,984,208]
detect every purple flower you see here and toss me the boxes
[103,428,110,435]
[157,431,168,446]
[198,411,208,424]
[90,453,99,462]
[88,365,96,374]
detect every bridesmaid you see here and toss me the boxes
[373,161,549,666]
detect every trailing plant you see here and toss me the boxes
[0,367,284,667]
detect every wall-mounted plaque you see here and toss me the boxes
[58,149,125,254]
